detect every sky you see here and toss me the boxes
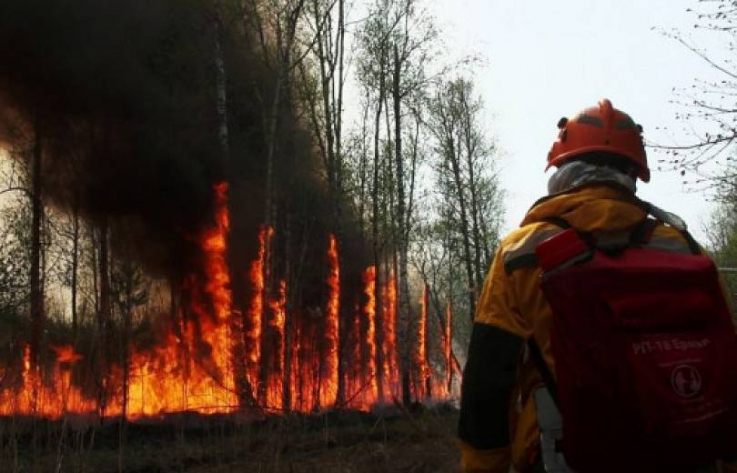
[430,0,727,242]
[0,1,728,246]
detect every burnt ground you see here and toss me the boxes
[0,405,461,473]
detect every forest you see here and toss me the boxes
[0,0,736,472]
[0,0,501,471]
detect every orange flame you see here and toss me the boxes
[0,186,460,419]
[0,344,101,418]
[413,284,429,400]
[266,280,286,410]
[363,266,378,407]
[51,345,83,364]
[246,226,271,399]
[123,181,238,418]
[320,235,340,409]
[380,272,399,401]
[444,301,453,396]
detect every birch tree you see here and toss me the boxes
[427,77,503,323]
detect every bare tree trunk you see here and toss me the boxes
[314,0,337,221]
[71,206,79,334]
[447,141,476,321]
[392,44,412,406]
[335,0,345,228]
[98,218,111,420]
[91,224,99,315]
[358,96,370,252]
[214,16,231,173]
[372,65,386,402]
[30,117,44,370]
[460,92,485,291]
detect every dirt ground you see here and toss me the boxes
[3,407,461,473]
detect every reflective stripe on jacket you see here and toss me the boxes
[457,184,721,473]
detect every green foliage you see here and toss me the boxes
[413,77,504,352]
[705,203,737,305]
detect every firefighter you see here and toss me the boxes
[457,99,737,473]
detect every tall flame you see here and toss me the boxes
[246,226,269,399]
[266,280,286,410]
[380,272,399,401]
[413,284,429,400]
[320,235,340,408]
[124,181,238,417]
[363,266,379,406]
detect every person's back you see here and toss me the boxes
[457,99,737,473]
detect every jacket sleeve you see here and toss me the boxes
[458,245,527,473]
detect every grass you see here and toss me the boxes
[0,406,461,473]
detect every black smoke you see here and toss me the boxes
[0,0,350,280]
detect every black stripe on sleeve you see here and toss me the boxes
[503,254,539,274]
[458,323,524,450]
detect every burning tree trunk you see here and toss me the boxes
[444,301,453,394]
[363,266,378,405]
[413,284,429,400]
[321,235,340,409]
[283,212,293,411]
[266,280,286,409]
[380,272,399,401]
[246,227,268,404]
[370,45,386,402]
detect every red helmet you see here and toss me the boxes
[546,99,650,182]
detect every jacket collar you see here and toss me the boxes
[521,183,648,233]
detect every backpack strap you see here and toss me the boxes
[503,218,572,275]
[528,337,560,409]
[682,230,702,255]
[628,217,658,246]
[506,209,699,276]
[637,199,701,255]
[543,216,572,229]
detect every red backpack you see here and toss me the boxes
[532,217,737,473]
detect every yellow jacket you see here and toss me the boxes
[458,184,736,473]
